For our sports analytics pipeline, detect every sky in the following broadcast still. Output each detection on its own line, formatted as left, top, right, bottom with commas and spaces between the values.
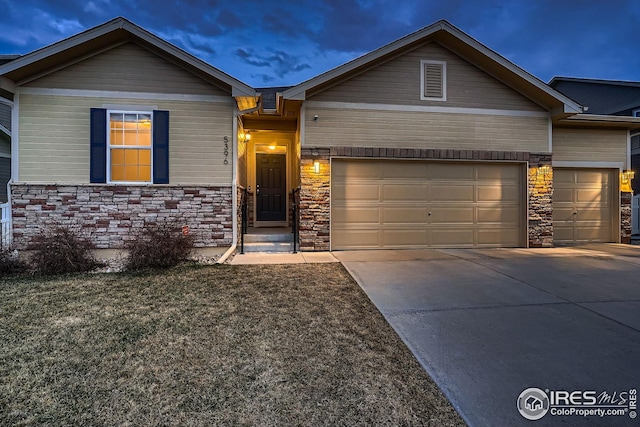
1, 0, 639, 87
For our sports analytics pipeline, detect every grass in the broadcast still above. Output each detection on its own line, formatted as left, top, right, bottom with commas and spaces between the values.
0, 264, 464, 426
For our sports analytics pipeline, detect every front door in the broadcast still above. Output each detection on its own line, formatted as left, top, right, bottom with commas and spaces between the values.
256, 153, 286, 221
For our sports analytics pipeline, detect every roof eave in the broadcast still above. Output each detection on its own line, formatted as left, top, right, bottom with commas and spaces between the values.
284, 20, 582, 114
556, 114, 640, 129
0, 17, 256, 97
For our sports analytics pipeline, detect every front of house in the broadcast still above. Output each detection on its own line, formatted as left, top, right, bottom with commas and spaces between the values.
0, 18, 638, 252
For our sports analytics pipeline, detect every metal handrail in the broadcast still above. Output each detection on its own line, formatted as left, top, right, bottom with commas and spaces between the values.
291, 188, 300, 253
240, 188, 248, 254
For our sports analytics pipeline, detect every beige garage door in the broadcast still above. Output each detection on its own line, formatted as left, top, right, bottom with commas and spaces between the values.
331, 160, 524, 249
553, 168, 616, 244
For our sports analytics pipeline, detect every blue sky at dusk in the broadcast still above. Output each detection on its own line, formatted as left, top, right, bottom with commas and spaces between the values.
1, 0, 639, 87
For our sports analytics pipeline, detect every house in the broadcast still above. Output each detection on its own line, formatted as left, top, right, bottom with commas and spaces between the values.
0, 55, 18, 204
0, 17, 638, 253
550, 77, 640, 194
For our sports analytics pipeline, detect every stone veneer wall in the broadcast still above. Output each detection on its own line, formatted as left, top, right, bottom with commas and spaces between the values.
299, 146, 555, 251
527, 154, 553, 248
621, 192, 632, 244
11, 184, 233, 250
299, 148, 331, 251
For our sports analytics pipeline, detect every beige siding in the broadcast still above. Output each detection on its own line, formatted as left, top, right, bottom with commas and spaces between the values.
305, 107, 549, 152
310, 42, 544, 112
25, 43, 229, 96
553, 127, 628, 165
18, 93, 234, 185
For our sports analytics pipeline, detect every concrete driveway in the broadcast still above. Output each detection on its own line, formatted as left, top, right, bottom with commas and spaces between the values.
335, 245, 640, 427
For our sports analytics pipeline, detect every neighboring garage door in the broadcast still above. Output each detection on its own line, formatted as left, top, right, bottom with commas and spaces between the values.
331, 160, 524, 249
553, 168, 617, 244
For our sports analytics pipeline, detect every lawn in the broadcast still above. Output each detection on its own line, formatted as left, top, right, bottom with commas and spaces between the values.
0, 264, 464, 426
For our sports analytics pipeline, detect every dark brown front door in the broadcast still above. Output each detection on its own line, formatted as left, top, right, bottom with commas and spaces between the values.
256, 153, 286, 221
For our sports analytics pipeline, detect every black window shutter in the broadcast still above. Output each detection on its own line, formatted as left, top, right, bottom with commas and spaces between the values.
153, 110, 170, 184
89, 108, 107, 183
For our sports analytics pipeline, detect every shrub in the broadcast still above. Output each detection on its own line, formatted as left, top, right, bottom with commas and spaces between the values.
29, 225, 100, 275
125, 221, 194, 270
0, 246, 27, 275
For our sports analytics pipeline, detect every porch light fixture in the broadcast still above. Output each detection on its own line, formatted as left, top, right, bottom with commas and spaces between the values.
535, 165, 551, 185
620, 170, 635, 193
313, 161, 320, 174
244, 132, 251, 143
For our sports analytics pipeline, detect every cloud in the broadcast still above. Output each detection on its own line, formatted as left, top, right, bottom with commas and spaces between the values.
236, 47, 311, 78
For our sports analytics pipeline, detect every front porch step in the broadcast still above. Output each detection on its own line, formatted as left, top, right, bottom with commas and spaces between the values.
244, 231, 293, 244
241, 242, 294, 253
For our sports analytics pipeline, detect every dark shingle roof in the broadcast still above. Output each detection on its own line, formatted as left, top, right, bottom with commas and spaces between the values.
549, 77, 640, 115
256, 86, 291, 110
0, 54, 20, 66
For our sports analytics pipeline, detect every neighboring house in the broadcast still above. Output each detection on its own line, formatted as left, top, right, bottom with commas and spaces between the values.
0, 55, 18, 204
0, 18, 638, 252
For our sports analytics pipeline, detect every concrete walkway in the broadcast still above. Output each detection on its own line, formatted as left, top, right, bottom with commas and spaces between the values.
228, 251, 338, 264
335, 246, 640, 427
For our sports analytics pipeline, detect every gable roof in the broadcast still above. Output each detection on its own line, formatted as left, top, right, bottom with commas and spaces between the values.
0, 17, 255, 97
283, 20, 582, 119
550, 77, 640, 115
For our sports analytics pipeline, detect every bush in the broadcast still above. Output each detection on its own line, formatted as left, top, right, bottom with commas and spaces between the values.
29, 225, 100, 275
0, 246, 27, 275
125, 221, 194, 270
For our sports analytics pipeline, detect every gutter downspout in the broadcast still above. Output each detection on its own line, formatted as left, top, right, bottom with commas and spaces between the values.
217, 106, 239, 264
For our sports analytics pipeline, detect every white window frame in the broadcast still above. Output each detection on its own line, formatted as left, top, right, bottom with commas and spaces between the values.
106, 110, 154, 184
420, 60, 447, 101
632, 108, 640, 117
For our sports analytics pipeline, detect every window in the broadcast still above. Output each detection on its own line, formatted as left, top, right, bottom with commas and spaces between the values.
90, 108, 169, 184
632, 109, 640, 117
420, 60, 446, 101
108, 111, 152, 182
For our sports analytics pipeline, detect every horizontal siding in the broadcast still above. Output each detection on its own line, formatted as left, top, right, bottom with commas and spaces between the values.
310, 42, 544, 112
25, 43, 229, 97
0, 104, 10, 130
18, 94, 233, 185
304, 107, 549, 152
553, 127, 628, 164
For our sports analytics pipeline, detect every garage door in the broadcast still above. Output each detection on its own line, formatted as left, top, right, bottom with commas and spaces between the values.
553, 168, 616, 244
331, 160, 524, 249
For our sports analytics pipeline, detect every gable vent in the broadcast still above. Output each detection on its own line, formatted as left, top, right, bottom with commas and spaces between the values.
421, 60, 447, 101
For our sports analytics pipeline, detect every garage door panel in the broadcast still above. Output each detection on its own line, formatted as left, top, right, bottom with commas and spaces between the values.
427, 163, 474, 180
477, 185, 520, 202
382, 207, 428, 223
383, 229, 428, 246
332, 183, 380, 201
331, 160, 524, 249
577, 170, 610, 184
332, 207, 380, 224
382, 184, 428, 201
477, 206, 520, 223
576, 188, 609, 204
477, 228, 521, 246
577, 208, 610, 222
332, 228, 380, 248
476, 164, 521, 180
383, 162, 428, 179
430, 228, 475, 246
430, 184, 475, 202
576, 226, 611, 241
429, 207, 475, 223
553, 168, 615, 244
333, 161, 381, 179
